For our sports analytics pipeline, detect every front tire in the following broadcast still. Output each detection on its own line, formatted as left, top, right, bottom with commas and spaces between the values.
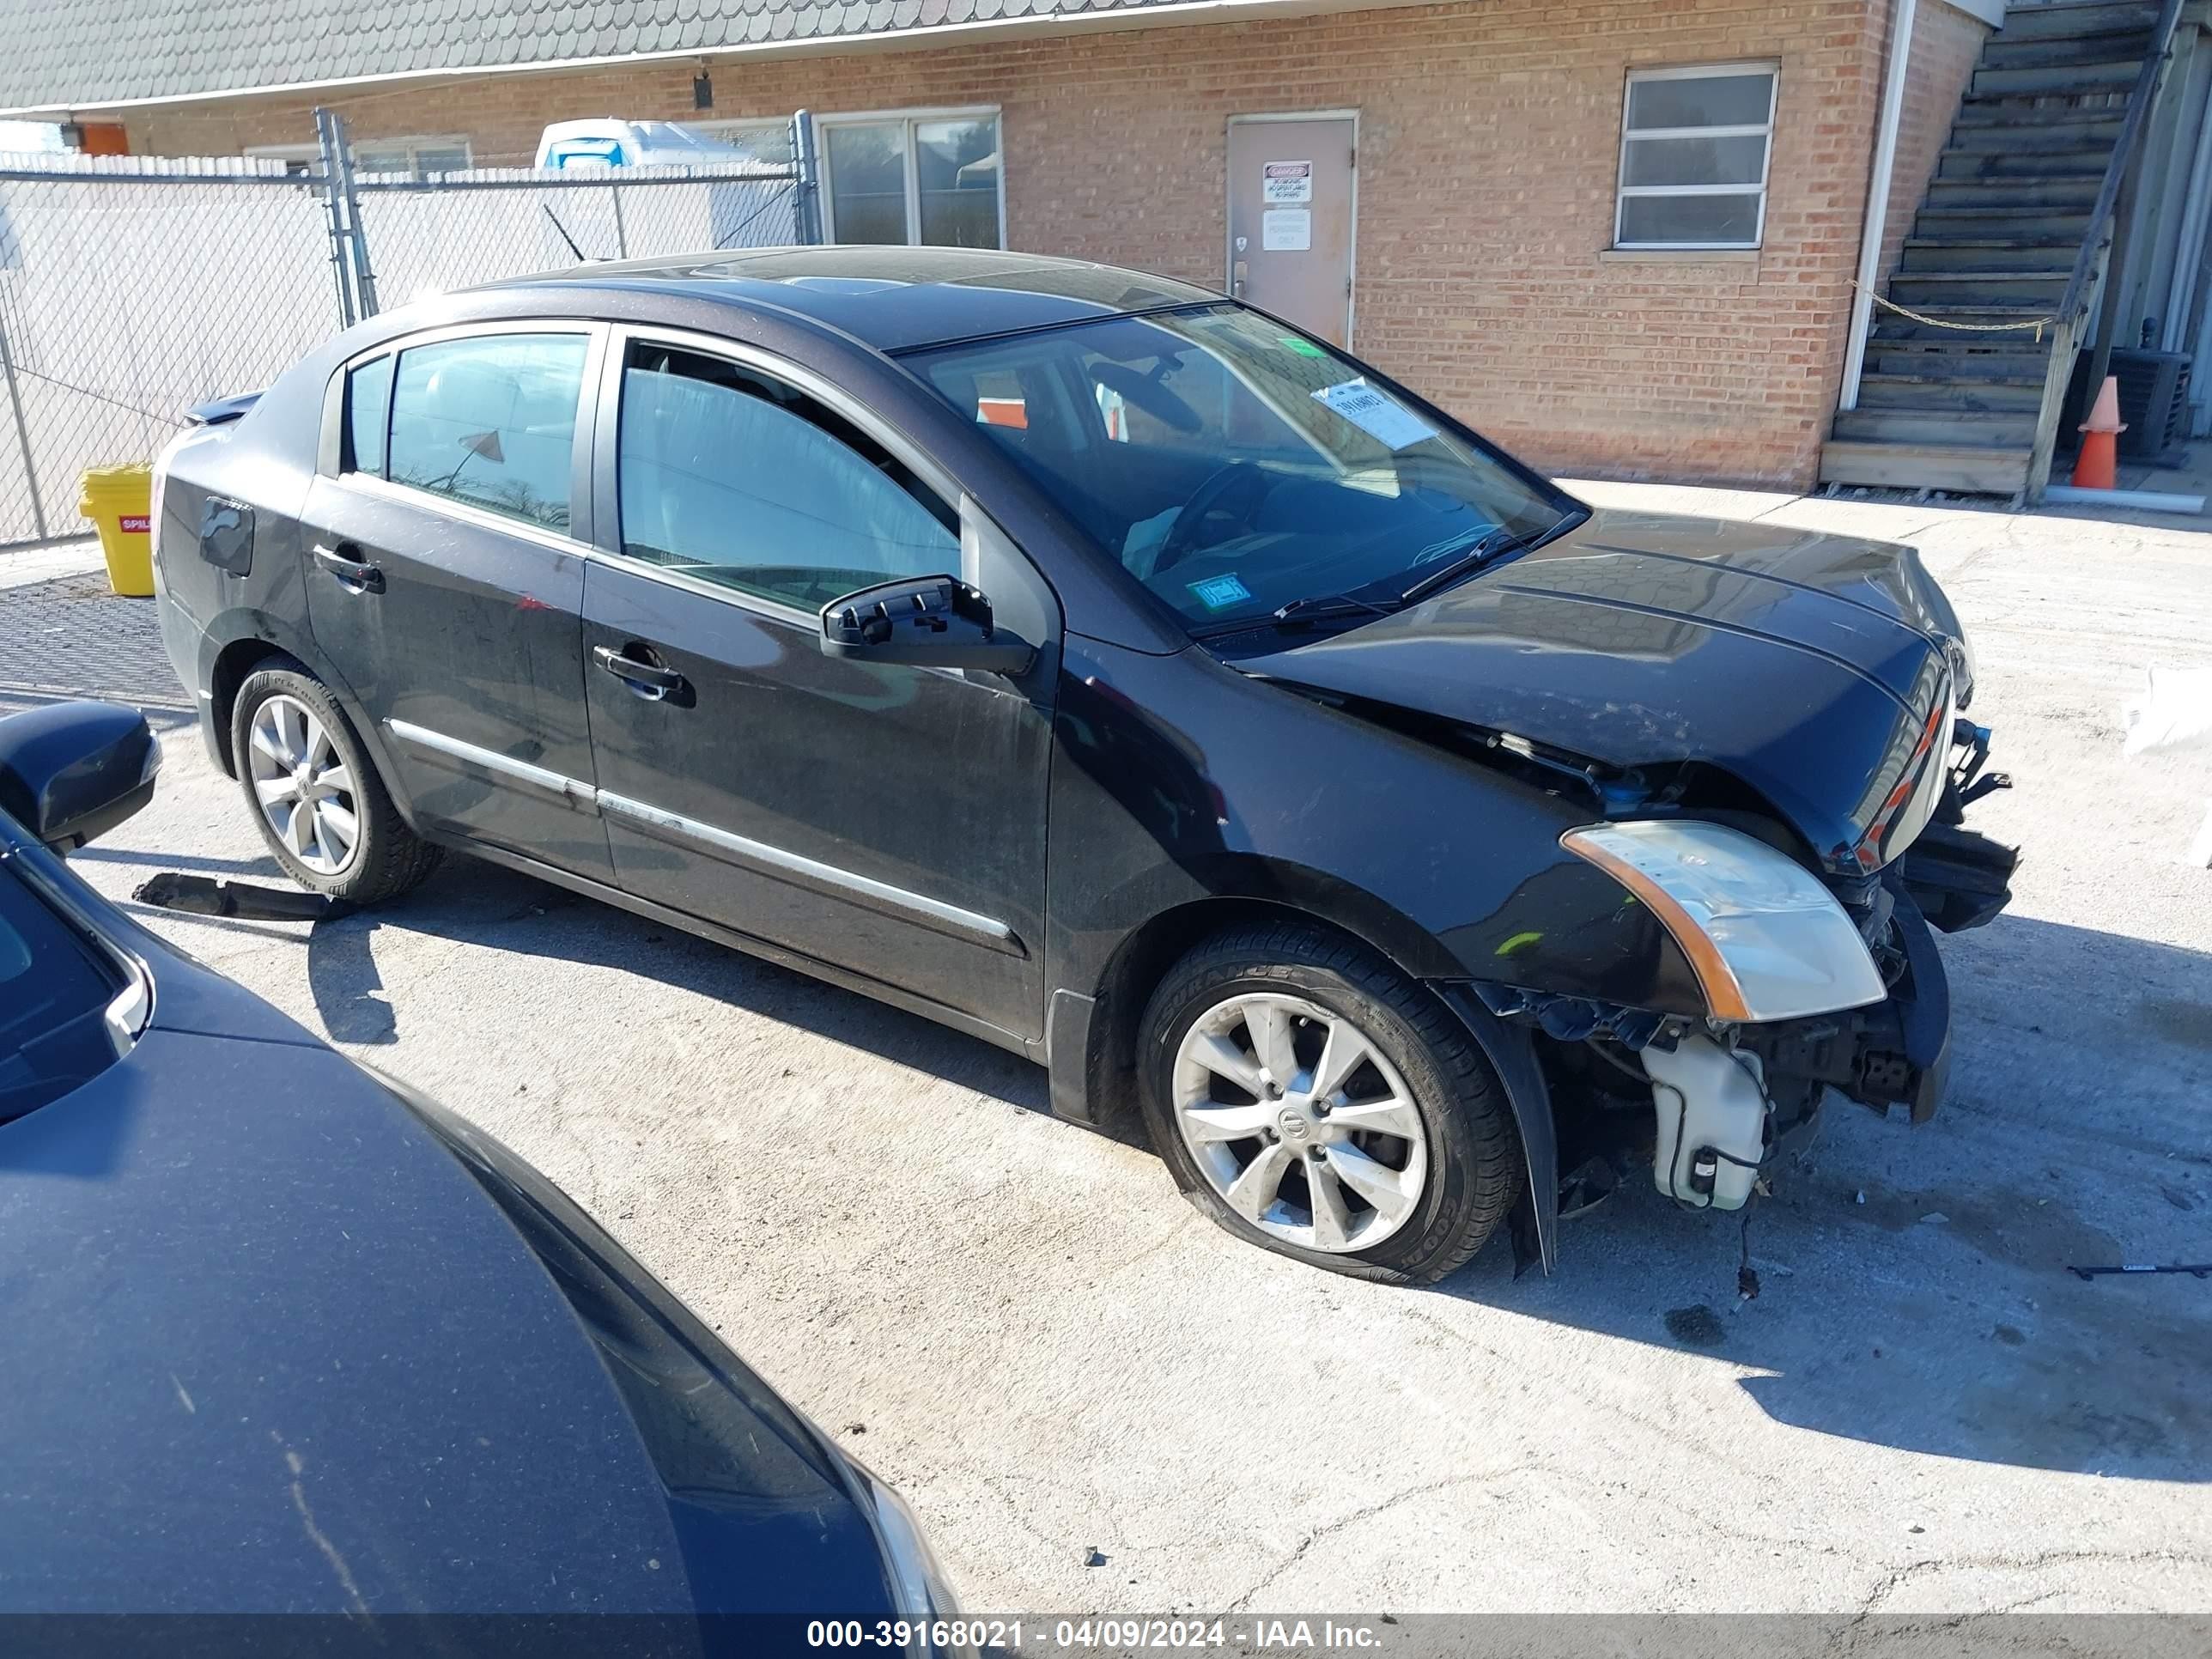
231, 661, 441, 904
1137, 922, 1522, 1284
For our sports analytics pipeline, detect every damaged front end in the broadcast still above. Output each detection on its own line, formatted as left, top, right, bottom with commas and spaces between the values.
1480, 718, 2016, 1258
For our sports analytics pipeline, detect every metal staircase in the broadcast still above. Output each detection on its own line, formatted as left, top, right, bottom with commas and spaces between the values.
1820, 0, 2189, 497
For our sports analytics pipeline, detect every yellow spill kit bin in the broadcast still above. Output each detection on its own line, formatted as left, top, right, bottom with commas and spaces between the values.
79, 463, 156, 598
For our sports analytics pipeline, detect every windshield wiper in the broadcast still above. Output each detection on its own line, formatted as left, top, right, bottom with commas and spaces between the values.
1188, 592, 1395, 641
1397, 526, 1526, 605
1272, 592, 1395, 625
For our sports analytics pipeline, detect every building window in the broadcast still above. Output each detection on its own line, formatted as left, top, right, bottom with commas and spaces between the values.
353, 135, 473, 175
245, 136, 475, 177
1613, 65, 1778, 250
821, 111, 1002, 250
692, 119, 794, 167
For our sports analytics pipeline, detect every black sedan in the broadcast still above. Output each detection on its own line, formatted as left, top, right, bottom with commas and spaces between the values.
149, 246, 2016, 1283
0, 700, 964, 1642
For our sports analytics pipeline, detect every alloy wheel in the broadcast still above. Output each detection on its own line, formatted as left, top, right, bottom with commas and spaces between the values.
246, 693, 361, 877
1170, 992, 1429, 1253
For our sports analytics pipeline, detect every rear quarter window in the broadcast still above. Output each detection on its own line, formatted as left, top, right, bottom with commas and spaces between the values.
343, 353, 394, 476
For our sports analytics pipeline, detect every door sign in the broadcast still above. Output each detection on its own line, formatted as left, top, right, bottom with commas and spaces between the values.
1261, 160, 1313, 204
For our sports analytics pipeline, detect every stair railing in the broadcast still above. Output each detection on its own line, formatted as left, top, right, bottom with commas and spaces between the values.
2026, 0, 2191, 498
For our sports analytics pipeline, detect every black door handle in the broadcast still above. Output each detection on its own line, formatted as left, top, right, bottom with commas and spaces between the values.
312, 542, 385, 594
592, 643, 688, 703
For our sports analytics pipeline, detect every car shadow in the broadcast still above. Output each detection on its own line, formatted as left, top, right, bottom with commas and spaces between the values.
276, 849, 2209, 1482
297, 852, 1048, 1111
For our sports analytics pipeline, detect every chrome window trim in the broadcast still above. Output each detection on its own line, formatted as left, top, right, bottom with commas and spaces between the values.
382, 720, 1018, 951
337, 472, 600, 561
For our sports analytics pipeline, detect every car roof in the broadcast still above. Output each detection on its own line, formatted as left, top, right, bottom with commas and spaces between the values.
491, 245, 1223, 353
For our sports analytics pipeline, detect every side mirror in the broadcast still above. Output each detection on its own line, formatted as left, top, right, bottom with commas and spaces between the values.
0, 701, 160, 853
821, 575, 1036, 676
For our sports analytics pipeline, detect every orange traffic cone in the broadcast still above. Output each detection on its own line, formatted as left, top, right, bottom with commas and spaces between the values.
2072, 374, 2126, 490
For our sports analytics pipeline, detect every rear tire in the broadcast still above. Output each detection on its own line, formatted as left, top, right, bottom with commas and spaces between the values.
231, 661, 441, 904
1137, 921, 1522, 1285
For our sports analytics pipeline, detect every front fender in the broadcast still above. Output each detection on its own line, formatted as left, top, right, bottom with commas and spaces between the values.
1046, 637, 1705, 1017
1431, 983, 1558, 1275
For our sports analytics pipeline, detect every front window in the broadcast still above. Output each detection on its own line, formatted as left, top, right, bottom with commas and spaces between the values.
905, 304, 1571, 635
823, 112, 1002, 249
614, 342, 958, 611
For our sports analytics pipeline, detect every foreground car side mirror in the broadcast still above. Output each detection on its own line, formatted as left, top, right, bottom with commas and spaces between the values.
821, 575, 1036, 676
0, 700, 160, 853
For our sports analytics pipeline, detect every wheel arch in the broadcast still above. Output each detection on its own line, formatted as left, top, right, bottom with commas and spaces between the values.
200, 625, 417, 835
1054, 880, 1560, 1275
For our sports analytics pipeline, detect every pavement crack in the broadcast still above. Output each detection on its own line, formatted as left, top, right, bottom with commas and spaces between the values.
1225, 1462, 1541, 1613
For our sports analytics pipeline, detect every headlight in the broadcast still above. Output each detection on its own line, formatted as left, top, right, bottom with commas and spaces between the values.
1560, 819, 1887, 1023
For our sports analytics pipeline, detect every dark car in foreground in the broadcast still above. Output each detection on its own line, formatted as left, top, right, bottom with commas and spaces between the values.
149, 246, 2017, 1282
0, 702, 963, 1639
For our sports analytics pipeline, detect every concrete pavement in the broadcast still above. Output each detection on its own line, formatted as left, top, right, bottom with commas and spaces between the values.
8, 482, 2211, 1615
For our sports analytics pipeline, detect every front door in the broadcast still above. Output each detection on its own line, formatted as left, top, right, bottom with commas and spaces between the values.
1226, 113, 1358, 346
578, 333, 1054, 1042
299, 325, 612, 881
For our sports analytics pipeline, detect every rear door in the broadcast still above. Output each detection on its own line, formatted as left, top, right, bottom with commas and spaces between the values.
299, 324, 613, 880
578, 331, 1056, 1042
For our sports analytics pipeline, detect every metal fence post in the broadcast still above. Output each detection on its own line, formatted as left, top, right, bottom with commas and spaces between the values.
331, 117, 380, 319
313, 108, 358, 328
792, 110, 823, 245
0, 303, 49, 543
611, 182, 629, 258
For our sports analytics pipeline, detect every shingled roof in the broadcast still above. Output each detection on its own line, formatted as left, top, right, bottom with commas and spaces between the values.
0, 0, 1213, 114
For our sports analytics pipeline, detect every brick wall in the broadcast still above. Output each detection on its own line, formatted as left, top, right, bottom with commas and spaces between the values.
123, 0, 1891, 489
1877, 0, 1991, 286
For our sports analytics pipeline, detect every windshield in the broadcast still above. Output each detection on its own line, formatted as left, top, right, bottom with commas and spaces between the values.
905, 304, 1573, 634
0, 860, 123, 1124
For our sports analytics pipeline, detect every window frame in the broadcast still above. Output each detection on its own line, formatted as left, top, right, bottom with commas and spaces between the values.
321, 320, 606, 553
690, 118, 795, 165
1612, 63, 1779, 252
816, 106, 1006, 252
587, 324, 976, 630
350, 133, 475, 176
250, 135, 476, 177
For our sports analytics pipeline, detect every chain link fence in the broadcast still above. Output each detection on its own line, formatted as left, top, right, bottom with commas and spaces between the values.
0, 114, 813, 550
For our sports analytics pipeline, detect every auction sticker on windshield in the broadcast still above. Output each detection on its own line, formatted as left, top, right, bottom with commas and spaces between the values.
1313, 380, 1437, 451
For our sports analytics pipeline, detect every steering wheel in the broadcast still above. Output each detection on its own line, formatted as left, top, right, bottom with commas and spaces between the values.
1152, 464, 1273, 574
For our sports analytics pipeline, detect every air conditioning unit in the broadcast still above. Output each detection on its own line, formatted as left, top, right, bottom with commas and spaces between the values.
2065, 348, 2193, 463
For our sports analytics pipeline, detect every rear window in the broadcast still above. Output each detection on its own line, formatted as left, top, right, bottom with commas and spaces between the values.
0, 865, 121, 1124
379, 332, 590, 532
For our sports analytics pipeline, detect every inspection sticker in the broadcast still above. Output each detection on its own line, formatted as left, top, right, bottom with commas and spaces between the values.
1312, 379, 1437, 450
1188, 573, 1253, 611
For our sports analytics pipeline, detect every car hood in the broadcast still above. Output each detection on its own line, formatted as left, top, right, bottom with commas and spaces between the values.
0, 1021, 893, 1616
1256, 508, 1960, 873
